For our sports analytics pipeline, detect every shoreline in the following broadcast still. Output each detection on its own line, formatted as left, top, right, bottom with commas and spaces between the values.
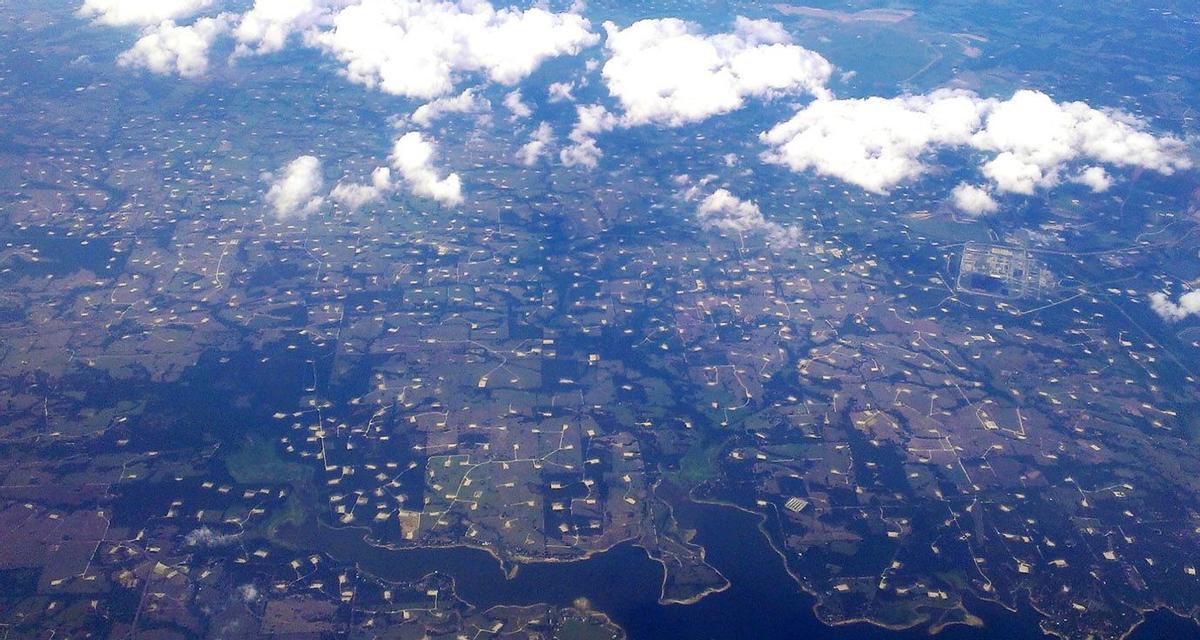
302, 514, 729, 606
285, 496, 1200, 640
687, 490, 987, 636
688, 491, 1200, 640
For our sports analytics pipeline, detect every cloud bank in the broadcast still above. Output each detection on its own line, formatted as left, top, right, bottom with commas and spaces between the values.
83, 3, 1192, 214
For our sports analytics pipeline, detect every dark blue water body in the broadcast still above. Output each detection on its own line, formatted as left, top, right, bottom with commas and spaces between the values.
286, 500, 1199, 640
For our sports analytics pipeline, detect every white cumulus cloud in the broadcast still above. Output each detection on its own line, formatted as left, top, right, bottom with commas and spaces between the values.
1150, 290, 1200, 322
951, 183, 999, 215
411, 88, 491, 127
390, 132, 463, 205
971, 90, 1190, 194
560, 104, 617, 168
309, 0, 598, 100
761, 88, 989, 194
266, 155, 326, 219
548, 81, 575, 103
234, 0, 331, 56
331, 166, 392, 210
79, 0, 215, 27
601, 16, 832, 126
1072, 166, 1113, 193
503, 90, 532, 119
238, 583, 260, 602
116, 14, 232, 78
518, 122, 555, 166
184, 526, 239, 547
762, 88, 1191, 197
680, 180, 800, 246
87, 1, 597, 103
